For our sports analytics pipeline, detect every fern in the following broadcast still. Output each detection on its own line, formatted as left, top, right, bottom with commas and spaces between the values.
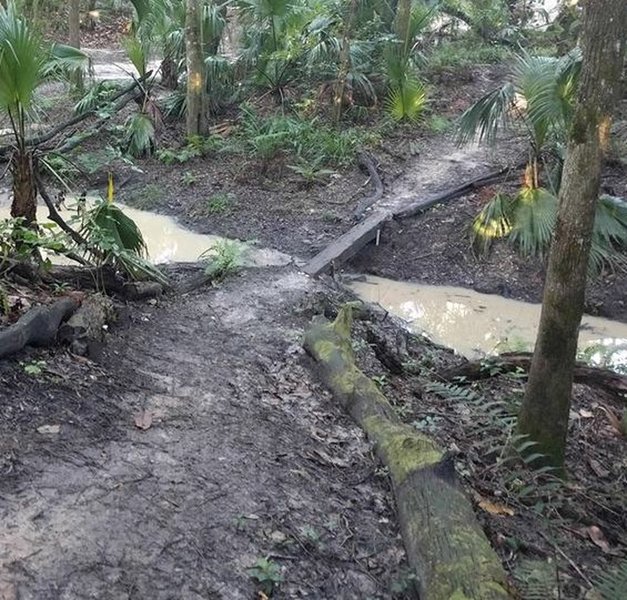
426, 381, 481, 402
595, 561, 627, 600
514, 559, 558, 600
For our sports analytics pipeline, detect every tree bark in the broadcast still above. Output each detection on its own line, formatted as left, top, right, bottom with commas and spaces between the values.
0, 297, 79, 359
185, 0, 208, 136
10, 151, 38, 225
304, 306, 511, 599
332, 0, 358, 125
518, 0, 626, 468
68, 0, 83, 91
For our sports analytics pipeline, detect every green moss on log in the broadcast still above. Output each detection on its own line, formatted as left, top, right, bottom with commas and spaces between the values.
303, 305, 512, 599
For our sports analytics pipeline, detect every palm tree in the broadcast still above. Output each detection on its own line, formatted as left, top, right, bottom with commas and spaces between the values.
457, 48, 627, 269
0, 2, 88, 224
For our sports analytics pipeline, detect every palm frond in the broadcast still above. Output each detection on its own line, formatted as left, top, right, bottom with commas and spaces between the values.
386, 78, 427, 122
87, 202, 147, 257
471, 193, 514, 254
0, 3, 45, 113
125, 113, 155, 158
456, 82, 516, 146
509, 187, 557, 257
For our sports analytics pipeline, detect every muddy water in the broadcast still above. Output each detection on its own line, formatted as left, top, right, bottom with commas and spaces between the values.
349, 275, 627, 365
0, 199, 291, 267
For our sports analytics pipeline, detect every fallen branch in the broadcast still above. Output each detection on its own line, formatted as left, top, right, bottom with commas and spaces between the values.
352, 152, 384, 219
52, 88, 143, 155
395, 165, 518, 219
42, 265, 164, 300
304, 305, 511, 600
441, 352, 627, 399
0, 74, 149, 159
0, 297, 79, 359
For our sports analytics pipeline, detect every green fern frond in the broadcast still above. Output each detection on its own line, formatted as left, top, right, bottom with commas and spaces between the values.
595, 560, 627, 600
426, 382, 481, 402
514, 559, 558, 600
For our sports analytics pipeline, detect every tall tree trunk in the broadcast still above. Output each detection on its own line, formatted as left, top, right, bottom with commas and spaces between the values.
68, 0, 83, 91
517, 0, 626, 469
185, 0, 208, 136
10, 151, 38, 226
332, 0, 358, 126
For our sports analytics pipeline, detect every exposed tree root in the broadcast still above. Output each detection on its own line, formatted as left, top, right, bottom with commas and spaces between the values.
0, 297, 79, 359
304, 305, 511, 600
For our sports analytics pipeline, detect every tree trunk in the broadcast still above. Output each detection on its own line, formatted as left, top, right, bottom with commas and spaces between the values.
10, 151, 38, 225
185, 0, 208, 136
161, 54, 179, 90
517, 0, 626, 468
68, 0, 83, 91
332, 0, 358, 126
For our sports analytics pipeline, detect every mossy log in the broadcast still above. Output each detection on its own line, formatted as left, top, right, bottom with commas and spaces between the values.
0, 297, 79, 359
304, 306, 511, 600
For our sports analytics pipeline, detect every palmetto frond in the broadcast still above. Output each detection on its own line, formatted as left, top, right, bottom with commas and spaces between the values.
386, 78, 426, 122
471, 192, 513, 254
83, 201, 147, 258
124, 113, 155, 158
0, 3, 46, 115
509, 186, 557, 257
457, 82, 516, 145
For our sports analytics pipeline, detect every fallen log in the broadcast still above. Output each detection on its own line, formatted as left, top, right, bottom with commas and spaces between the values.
0, 74, 150, 159
395, 166, 514, 219
304, 305, 511, 600
441, 352, 627, 399
0, 297, 79, 359
304, 163, 522, 277
42, 266, 164, 300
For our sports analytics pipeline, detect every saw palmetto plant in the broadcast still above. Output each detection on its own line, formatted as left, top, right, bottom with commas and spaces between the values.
0, 1, 88, 224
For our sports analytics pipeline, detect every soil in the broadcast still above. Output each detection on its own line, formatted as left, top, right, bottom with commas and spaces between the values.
0, 267, 410, 599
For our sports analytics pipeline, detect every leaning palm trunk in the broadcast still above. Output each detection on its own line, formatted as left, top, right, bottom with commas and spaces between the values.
10, 150, 38, 225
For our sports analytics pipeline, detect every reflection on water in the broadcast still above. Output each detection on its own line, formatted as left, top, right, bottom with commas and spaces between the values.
0, 199, 290, 267
349, 275, 627, 368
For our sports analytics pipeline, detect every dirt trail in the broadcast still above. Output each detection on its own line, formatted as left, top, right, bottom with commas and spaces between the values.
0, 267, 407, 599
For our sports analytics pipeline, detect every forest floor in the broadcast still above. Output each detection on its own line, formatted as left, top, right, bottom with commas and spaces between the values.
0, 267, 410, 599
1, 29, 627, 599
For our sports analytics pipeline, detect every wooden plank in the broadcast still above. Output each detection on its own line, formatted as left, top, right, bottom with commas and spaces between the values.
303, 209, 392, 276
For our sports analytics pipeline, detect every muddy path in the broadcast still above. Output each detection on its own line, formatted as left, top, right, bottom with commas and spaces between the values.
0, 267, 407, 599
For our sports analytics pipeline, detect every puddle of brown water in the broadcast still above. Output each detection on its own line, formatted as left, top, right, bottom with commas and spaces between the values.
349, 275, 627, 367
0, 199, 291, 267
